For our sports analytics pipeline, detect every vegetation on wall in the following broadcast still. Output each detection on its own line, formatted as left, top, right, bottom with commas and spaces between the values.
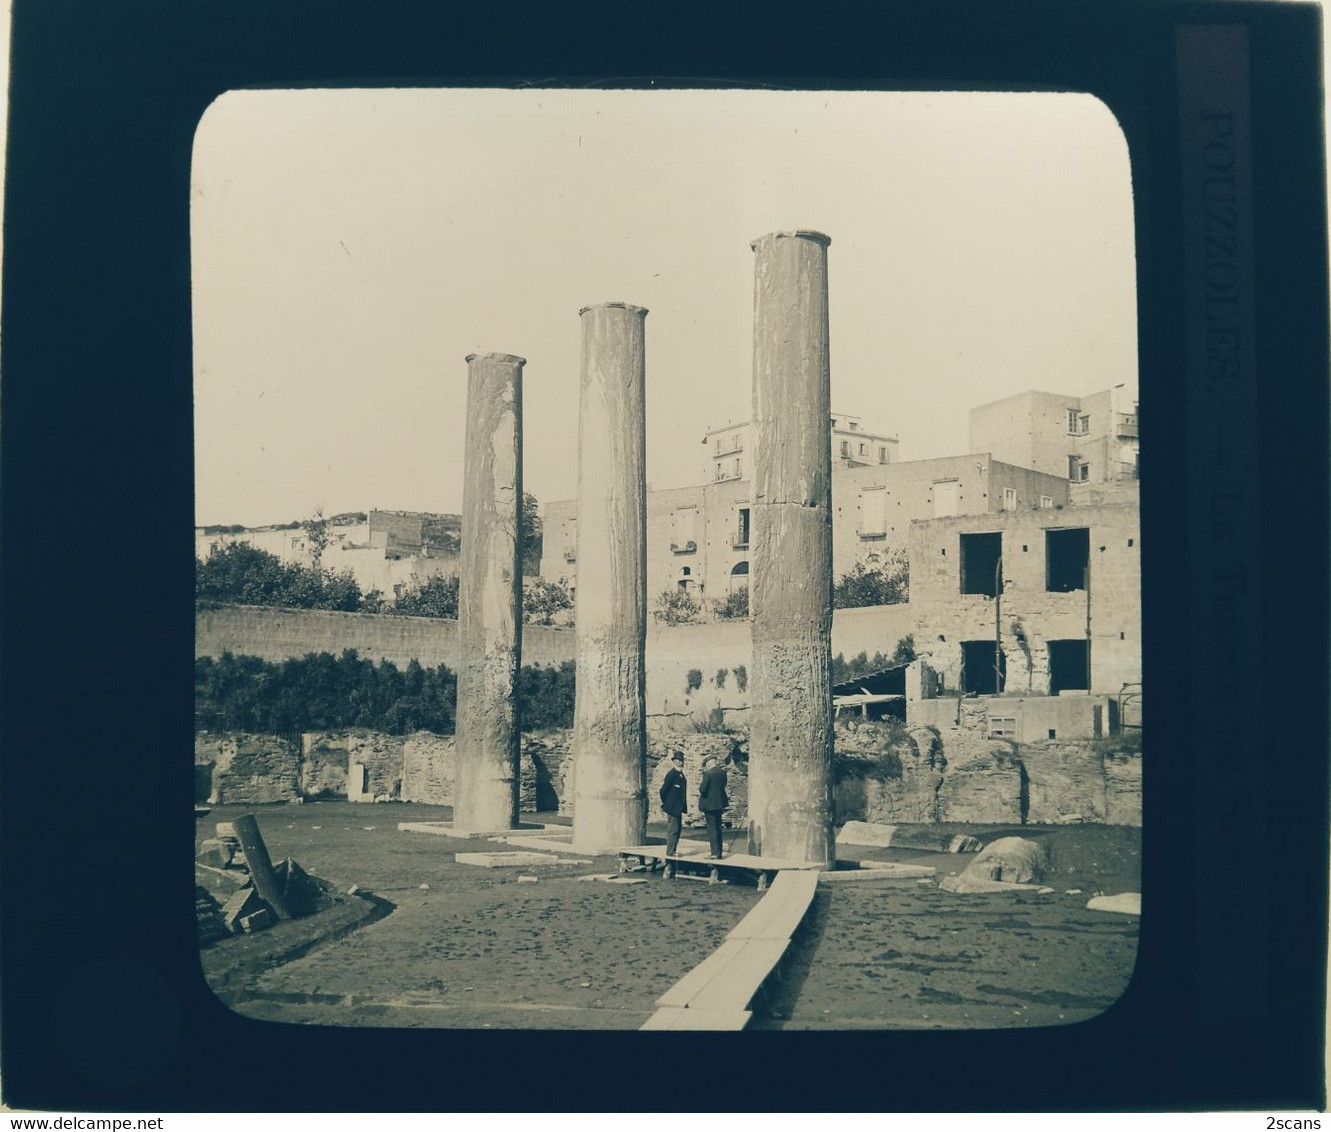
390, 574, 459, 619
195, 650, 576, 736
830, 637, 914, 685
832, 549, 910, 608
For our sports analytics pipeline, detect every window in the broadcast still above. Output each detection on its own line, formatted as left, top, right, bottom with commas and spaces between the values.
878, 446, 888, 464
1047, 639, 1089, 693
961, 640, 1005, 694
1068, 455, 1081, 481
839, 440, 850, 458
1067, 408, 1080, 434
1078, 462, 1090, 482
1040, 495, 1053, 509
960, 532, 1002, 596
1078, 415, 1090, 435
715, 462, 724, 481
849, 421, 858, 431
859, 488, 887, 537
1046, 527, 1089, 592
733, 458, 742, 478
1002, 487, 1017, 511
988, 716, 1018, 738
734, 507, 750, 547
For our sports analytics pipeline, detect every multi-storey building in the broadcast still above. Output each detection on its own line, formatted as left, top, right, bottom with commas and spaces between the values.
968, 385, 1139, 492
541, 453, 1071, 611
701, 411, 900, 484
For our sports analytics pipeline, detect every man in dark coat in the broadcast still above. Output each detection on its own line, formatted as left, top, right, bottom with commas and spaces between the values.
658, 750, 687, 877
698, 754, 730, 859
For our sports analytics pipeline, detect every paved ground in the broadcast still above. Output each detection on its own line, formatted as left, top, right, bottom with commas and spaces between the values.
197, 803, 1140, 1031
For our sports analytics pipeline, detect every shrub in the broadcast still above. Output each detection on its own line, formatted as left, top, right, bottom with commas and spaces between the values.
714, 668, 728, 689
654, 587, 703, 625
523, 577, 574, 625
734, 665, 748, 693
391, 574, 459, 619
832, 549, 909, 608
196, 542, 368, 612
690, 706, 728, 733
711, 587, 749, 619
685, 669, 703, 693
515, 661, 577, 731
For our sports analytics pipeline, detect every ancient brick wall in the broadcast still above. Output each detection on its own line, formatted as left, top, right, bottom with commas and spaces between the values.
1020, 741, 1109, 823
196, 731, 300, 804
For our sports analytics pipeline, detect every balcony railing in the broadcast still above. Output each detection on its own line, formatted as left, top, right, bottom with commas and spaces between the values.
670, 540, 697, 554
714, 438, 744, 457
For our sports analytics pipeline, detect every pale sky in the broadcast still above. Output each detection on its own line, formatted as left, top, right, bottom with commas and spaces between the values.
191, 88, 1138, 527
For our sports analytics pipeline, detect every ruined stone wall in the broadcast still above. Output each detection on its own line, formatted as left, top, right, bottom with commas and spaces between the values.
910, 693, 1112, 743
401, 733, 455, 804
908, 502, 1140, 694
196, 731, 300, 804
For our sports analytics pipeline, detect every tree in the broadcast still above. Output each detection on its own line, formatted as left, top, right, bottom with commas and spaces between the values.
832, 550, 910, 608
523, 577, 573, 625
520, 492, 544, 576
392, 574, 460, 619
303, 507, 331, 570
195, 541, 367, 612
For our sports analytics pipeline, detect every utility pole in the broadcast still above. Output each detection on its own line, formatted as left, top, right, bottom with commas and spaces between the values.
994, 553, 1004, 695
1084, 563, 1092, 691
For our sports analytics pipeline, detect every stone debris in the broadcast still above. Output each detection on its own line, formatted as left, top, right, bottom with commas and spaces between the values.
517, 875, 538, 883
1086, 892, 1141, 915
220, 886, 269, 933
835, 821, 898, 848
196, 837, 235, 870
271, 857, 333, 917
239, 909, 273, 933
347, 885, 361, 895
419, 883, 430, 890
195, 885, 230, 946
948, 835, 983, 853
576, 874, 648, 885
1066, 889, 1083, 896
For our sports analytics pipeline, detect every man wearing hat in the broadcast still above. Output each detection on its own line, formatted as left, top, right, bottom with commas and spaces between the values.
658, 750, 688, 878
698, 754, 730, 860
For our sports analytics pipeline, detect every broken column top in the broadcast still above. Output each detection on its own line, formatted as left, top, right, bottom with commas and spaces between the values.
464, 352, 527, 365
577, 302, 649, 317
750, 229, 832, 250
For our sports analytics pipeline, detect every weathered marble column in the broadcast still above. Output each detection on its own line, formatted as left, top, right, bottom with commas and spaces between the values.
571, 303, 648, 853
453, 351, 524, 835
747, 230, 835, 866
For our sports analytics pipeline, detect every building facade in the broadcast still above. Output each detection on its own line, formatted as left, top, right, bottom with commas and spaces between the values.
701, 411, 900, 484
968, 385, 1139, 489
906, 497, 1141, 698
541, 453, 1072, 613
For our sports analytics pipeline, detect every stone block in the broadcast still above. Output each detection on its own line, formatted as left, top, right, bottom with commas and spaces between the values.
196, 838, 234, 869
834, 821, 897, 848
239, 909, 273, 932
220, 886, 268, 933
1087, 892, 1141, 915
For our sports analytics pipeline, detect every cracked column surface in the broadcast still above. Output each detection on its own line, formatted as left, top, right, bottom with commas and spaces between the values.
454, 351, 525, 835
571, 303, 648, 853
747, 230, 835, 866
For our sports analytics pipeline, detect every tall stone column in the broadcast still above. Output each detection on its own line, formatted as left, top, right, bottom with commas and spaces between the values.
453, 351, 524, 835
747, 230, 835, 866
571, 303, 648, 853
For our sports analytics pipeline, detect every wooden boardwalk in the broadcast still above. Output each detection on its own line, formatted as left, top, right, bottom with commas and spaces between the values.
639, 869, 820, 1032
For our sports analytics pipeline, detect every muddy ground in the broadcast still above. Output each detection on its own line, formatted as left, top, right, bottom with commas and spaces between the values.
197, 803, 1139, 1031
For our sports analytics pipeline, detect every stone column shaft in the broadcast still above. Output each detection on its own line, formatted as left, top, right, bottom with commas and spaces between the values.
454, 351, 524, 835
571, 303, 648, 853
747, 230, 835, 866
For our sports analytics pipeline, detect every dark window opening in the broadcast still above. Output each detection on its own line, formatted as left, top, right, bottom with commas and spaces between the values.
1047, 639, 1089, 694
731, 561, 749, 577
735, 507, 751, 546
1046, 527, 1089, 592
960, 532, 1002, 596
961, 640, 1005, 695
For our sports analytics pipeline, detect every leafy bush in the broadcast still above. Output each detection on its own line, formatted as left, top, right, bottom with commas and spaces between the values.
711, 587, 749, 619
690, 706, 728, 733
655, 587, 703, 625
734, 665, 748, 693
391, 574, 459, 619
523, 577, 573, 625
685, 669, 703, 693
832, 549, 909, 608
714, 668, 728, 689
891, 634, 916, 665
515, 661, 577, 730
196, 651, 577, 736
196, 542, 366, 612
830, 650, 892, 685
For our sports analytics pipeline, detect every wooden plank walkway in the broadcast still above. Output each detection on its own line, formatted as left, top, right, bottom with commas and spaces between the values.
640, 858, 822, 1031
618, 845, 820, 890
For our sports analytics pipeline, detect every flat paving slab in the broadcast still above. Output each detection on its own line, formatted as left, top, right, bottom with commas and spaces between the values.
398, 821, 555, 838
455, 851, 566, 868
